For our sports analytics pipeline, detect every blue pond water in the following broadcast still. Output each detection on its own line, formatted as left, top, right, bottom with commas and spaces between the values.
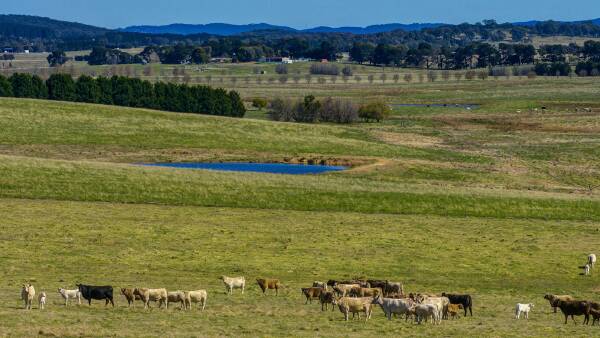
392, 103, 480, 109
143, 162, 347, 175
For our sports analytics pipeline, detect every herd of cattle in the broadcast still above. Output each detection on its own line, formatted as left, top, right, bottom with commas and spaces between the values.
16, 254, 600, 326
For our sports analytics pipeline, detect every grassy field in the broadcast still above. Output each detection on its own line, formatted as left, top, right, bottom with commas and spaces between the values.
0, 72, 600, 337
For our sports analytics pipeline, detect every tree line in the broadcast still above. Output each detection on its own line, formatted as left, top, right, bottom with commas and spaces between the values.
268, 95, 390, 124
0, 73, 245, 117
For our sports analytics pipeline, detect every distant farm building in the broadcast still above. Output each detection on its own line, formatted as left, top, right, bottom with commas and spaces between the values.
259, 57, 293, 64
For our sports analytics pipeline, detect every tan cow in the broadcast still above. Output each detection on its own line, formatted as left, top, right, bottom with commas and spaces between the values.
134, 288, 168, 309
21, 284, 36, 310
333, 284, 360, 297
185, 290, 207, 310
333, 297, 374, 321
256, 279, 281, 296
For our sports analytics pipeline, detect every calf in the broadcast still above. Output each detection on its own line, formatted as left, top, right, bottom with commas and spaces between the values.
301, 287, 324, 304
555, 300, 591, 325
584, 264, 591, 276
58, 288, 82, 306
256, 279, 281, 295
372, 296, 414, 321
220, 276, 245, 295
77, 284, 114, 307
185, 290, 207, 310
319, 291, 335, 311
38, 292, 47, 310
515, 303, 534, 319
544, 294, 574, 313
448, 304, 463, 319
591, 308, 600, 325
412, 304, 440, 324
333, 297, 373, 321
441, 293, 472, 317
21, 284, 36, 310
167, 291, 187, 309
133, 288, 168, 309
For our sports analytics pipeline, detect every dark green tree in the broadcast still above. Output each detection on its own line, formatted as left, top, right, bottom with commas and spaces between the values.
46, 74, 76, 101
75, 75, 101, 103
47, 51, 69, 67
0, 75, 13, 97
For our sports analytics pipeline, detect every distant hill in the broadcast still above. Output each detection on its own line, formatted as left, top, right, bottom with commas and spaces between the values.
514, 18, 600, 27
120, 22, 445, 36
0, 14, 108, 38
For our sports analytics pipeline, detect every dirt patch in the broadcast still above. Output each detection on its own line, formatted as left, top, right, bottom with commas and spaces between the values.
373, 131, 444, 148
281, 156, 372, 167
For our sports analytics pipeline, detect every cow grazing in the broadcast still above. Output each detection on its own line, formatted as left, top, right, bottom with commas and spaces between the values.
185, 290, 207, 310
120, 288, 140, 307
555, 300, 591, 325
333, 297, 373, 321
220, 276, 245, 295
21, 284, 36, 310
77, 284, 114, 307
448, 304, 463, 319
319, 291, 336, 311
515, 303, 534, 319
256, 279, 281, 295
133, 288, 168, 309
38, 292, 46, 310
589, 254, 597, 268
167, 291, 187, 309
544, 294, 574, 313
372, 296, 414, 321
441, 293, 472, 317
301, 287, 324, 304
58, 288, 81, 306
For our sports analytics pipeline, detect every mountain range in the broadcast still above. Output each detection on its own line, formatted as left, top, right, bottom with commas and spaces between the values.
119, 22, 447, 36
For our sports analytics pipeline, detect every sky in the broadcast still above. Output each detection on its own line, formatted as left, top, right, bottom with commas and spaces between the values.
3, 0, 600, 28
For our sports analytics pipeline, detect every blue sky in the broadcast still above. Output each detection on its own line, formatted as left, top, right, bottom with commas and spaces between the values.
4, 0, 600, 28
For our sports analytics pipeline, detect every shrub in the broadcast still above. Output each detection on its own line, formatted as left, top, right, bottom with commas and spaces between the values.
319, 97, 358, 123
252, 97, 268, 109
359, 101, 391, 122
268, 97, 296, 122
342, 66, 353, 76
9, 73, 47, 99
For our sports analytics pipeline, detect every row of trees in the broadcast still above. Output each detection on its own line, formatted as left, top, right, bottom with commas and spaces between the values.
267, 95, 390, 124
0, 73, 245, 117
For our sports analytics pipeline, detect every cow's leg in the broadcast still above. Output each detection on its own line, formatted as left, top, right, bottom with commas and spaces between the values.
469, 305, 472, 316
88, 298, 92, 306
110, 297, 114, 307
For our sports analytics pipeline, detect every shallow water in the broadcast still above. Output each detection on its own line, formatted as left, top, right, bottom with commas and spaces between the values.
142, 162, 347, 175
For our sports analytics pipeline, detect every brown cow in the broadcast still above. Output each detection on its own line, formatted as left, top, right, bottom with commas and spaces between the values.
320, 291, 336, 311
350, 287, 383, 298
591, 309, 600, 326
544, 294, 574, 313
555, 300, 591, 325
120, 288, 141, 307
301, 287, 324, 304
256, 279, 281, 295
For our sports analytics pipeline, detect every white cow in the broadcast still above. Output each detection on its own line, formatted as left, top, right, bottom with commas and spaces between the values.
58, 288, 82, 306
515, 303, 534, 319
413, 304, 440, 324
38, 292, 47, 310
588, 254, 597, 268
372, 296, 414, 320
185, 290, 207, 310
220, 276, 245, 295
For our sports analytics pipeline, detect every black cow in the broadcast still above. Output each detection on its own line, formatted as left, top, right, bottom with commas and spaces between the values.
77, 284, 114, 307
442, 293, 473, 317
556, 300, 591, 325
